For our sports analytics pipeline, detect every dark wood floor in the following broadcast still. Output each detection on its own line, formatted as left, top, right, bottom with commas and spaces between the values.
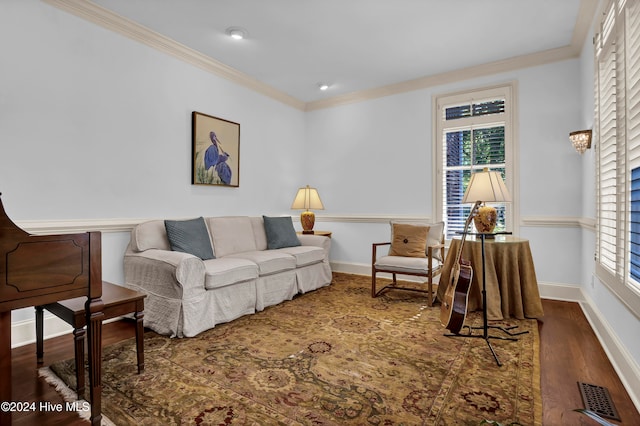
7, 299, 640, 425
539, 300, 639, 425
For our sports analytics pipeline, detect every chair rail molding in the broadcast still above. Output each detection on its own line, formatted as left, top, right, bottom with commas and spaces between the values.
520, 216, 595, 231
16, 218, 146, 234
15, 214, 597, 234
305, 214, 434, 224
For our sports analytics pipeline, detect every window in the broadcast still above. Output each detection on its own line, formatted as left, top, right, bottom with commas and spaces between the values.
594, 0, 640, 315
434, 84, 515, 239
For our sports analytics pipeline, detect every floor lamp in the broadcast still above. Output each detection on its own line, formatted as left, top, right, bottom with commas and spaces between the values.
447, 168, 527, 366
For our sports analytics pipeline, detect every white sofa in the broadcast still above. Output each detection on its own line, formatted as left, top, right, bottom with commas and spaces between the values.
124, 216, 332, 337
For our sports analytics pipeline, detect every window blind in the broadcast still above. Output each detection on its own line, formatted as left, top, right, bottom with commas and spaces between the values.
596, 46, 618, 274
626, 0, 640, 288
595, 0, 640, 311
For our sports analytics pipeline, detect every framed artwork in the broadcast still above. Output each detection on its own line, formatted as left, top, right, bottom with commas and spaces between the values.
192, 111, 240, 187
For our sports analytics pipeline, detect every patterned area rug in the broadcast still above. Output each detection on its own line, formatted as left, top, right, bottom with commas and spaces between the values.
44, 273, 541, 425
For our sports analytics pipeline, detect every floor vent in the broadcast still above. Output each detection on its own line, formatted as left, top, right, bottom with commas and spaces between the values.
578, 382, 621, 421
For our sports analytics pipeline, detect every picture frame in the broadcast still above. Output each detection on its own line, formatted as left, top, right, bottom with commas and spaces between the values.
192, 111, 240, 187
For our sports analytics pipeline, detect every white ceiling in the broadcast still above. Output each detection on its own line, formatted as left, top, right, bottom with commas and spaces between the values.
88, 0, 590, 104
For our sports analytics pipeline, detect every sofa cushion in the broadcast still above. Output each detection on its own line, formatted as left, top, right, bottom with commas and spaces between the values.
250, 217, 268, 251
375, 255, 441, 274
164, 217, 215, 260
263, 216, 301, 249
203, 257, 259, 290
131, 220, 171, 252
277, 246, 325, 267
227, 250, 296, 276
208, 217, 257, 258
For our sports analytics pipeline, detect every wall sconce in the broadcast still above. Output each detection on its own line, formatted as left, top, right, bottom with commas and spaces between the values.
569, 130, 592, 154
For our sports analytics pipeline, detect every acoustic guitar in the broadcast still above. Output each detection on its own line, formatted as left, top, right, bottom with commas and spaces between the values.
440, 201, 482, 334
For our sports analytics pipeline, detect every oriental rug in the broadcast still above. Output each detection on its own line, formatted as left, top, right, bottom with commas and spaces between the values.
42, 273, 541, 425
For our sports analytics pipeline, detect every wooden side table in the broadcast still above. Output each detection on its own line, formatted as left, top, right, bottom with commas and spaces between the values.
297, 230, 332, 238
36, 282, 146, 398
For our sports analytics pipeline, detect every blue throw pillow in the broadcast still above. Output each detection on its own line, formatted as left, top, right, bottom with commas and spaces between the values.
263, 216, 301, 249
164, 217, 215, 260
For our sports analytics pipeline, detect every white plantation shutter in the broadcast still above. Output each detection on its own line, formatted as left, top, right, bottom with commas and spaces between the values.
596, 45, 618, 273
628, 0, 640, 172
627, 0, 640, 284
595, 0, 640, 313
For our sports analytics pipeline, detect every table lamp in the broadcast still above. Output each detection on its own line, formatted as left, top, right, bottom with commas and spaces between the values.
461, 167, 511, 235
291, 185, 324, 234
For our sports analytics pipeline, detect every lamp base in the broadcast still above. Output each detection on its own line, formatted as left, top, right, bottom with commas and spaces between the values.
473, 205, 498, 234
300, 211, 316, 233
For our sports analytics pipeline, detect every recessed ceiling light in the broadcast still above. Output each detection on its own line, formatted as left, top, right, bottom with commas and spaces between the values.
318, 83, 330, 91
225, 27, 247, 40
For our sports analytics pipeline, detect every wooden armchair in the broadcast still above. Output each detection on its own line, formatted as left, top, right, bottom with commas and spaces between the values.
0, 194, 104, 425
371, 221, 445, 306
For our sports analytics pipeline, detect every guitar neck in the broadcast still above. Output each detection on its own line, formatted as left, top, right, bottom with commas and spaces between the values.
453, 200, 482, 265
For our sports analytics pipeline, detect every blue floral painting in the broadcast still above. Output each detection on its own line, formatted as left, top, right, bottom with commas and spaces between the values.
192, 112, 240, 186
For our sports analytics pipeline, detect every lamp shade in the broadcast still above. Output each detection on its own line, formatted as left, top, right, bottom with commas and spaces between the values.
461, 168, 511, 204
461, 168, 510, 234
291, 185, 324, 211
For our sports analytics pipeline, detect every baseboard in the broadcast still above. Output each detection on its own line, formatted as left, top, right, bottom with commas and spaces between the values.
579, 294, 640, 412
330, 261, 369, 276
11, 315, 73, 348
11, 315, 123, 349
538, 281, 584, 302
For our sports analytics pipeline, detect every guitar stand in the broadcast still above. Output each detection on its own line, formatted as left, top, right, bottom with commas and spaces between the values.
444, 232, 528, 367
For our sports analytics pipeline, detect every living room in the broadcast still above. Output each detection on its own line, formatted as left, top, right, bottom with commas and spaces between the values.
1, 0, 639, 424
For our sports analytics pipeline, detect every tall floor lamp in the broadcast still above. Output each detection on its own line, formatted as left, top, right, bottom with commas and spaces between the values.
449, 167, 526, 366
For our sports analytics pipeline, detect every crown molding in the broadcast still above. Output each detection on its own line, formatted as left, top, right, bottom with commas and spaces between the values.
43, 0, 597, 112
571, 0, 599, 55
305, 45, 577, 111
42, 0, 305, 111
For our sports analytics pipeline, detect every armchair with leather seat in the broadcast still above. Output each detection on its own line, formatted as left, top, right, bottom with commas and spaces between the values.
371, 221, 445, 306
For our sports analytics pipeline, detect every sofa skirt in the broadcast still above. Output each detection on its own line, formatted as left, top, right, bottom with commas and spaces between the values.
255, 270, 298, 311
295, 261, 332, 294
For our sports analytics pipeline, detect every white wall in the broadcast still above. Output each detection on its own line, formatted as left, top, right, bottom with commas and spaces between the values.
0, 1, 305, 323
306, 59, 585, 283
